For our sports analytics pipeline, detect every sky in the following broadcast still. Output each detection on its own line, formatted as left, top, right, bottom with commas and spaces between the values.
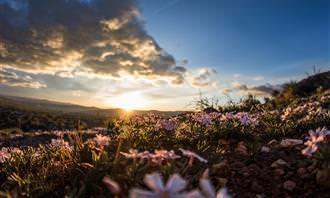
0, 0, 329, 110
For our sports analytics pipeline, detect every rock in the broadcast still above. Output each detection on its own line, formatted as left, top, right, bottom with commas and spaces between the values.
267, 139, 278, 146
213, 160, 228, 170
283, 180, 296, 191
236, 141, 248, 156
231, 161, 245, 170
271, 159, 288, 168
217, 177, 228, 186
274, 168, 285, 176
251, 181, 263, 192
297, 168, 306, 178
316, 168, 330, 187
218, 139, 229, 145
260, 146, 270, 153
280, 139, 303, 147
307, 164, 316, 172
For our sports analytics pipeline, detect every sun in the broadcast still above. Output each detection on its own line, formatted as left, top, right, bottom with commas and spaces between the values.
110, 92, 146, 111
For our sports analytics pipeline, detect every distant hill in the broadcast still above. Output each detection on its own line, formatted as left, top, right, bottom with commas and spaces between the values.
0, 94, 186, 131
0, 94, 185, 117
272, 70, 330, 106
294, 71, 330, 97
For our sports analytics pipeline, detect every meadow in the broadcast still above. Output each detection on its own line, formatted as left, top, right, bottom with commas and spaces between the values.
0, 85, 329, 198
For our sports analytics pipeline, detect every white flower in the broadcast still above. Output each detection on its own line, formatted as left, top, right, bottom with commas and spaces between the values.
199, 179, 231, 198
130, 173, 202, 198
179, 148, 208, 164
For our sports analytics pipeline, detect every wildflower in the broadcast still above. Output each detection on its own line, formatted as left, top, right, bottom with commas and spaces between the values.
199, 178, 231, 198
50, 139, 72, 151
221, 112, 234, 121
121, 149, 140, 159
0, 147, 10, 163
179, 148, 208, 165
94, 134, 110, 147
53, 130, 64, 138
103, 176, 121, 195
235, 112, 258, 126
10, 147, 23, 154
151, 150, 181, 164
138, 151, 153, 159
302, 127, 330, 156
191, 112, 213, 127
130, 173, 202, 198
155, 118, 178, 131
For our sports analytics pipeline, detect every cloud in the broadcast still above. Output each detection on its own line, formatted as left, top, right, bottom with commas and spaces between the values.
230, 81, 282, 96
0, 0, 186, 84
0, 67, 46, 88
252, 76, 264, 81
191, 68, 217, 87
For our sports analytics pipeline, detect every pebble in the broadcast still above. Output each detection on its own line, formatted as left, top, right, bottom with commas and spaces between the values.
267, 139, 278, 146
274, 168, 285, 176
236, 141, 248, 156
283, 180, 296, 191
271, 159, 288, 168
297, 167, 306, 178
280, 139, 303, 147
260, 146, 270, 153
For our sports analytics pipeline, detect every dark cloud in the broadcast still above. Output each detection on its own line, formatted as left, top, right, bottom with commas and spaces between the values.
231, 82, 282, 96
0, 0, 186, 84
0, 67, 46, 88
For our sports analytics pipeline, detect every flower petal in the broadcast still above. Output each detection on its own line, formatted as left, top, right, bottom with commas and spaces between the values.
200, 179, 216, 198
184, 190, 204, 198
144, 173, 165, 192
129, 189, 159, 198
165, 174, 187, 192
216, 188, 231, 198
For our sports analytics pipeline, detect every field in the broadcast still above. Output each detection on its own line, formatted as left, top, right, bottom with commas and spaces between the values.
0, 86, 329, 197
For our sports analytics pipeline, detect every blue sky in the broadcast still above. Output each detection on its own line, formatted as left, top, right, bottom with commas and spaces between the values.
0, 0, 329, 110
139, 0, 329, 77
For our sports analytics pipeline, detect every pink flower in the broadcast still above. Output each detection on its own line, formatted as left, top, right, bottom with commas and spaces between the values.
179, 148, 208, 165
121, 149, 140, 159
94, 134, 110, 147
103, 176, 121, 195
50, 139, 72, 150
130, 173, 202, 198
0, 147, 10, 163
302, 127, 329, 156
151, 150, 181, 164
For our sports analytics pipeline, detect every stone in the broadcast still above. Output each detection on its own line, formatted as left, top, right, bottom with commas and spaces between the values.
283, 180, 296, 191
274, 168, 285, 176
297, 168, 306, 178
236, 141, 249, 156
260, 146, 270, 153
280, 139, 303, 147
316, 168, 330, 187
271, 159, 288, 168
251, 181, 263, 192
267, 139, 278, 146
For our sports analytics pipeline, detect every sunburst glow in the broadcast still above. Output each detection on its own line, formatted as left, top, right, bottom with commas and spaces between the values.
110, 92, 146, 111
